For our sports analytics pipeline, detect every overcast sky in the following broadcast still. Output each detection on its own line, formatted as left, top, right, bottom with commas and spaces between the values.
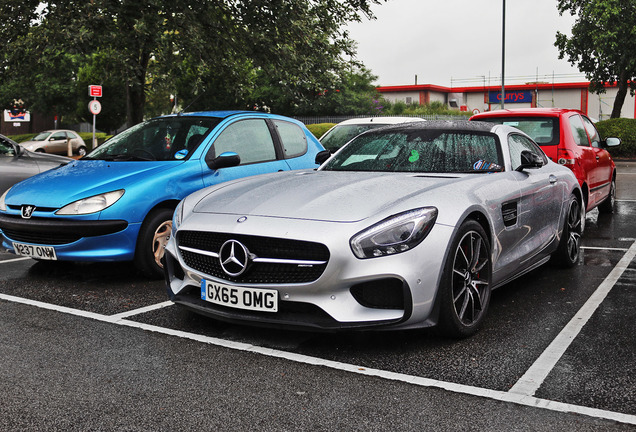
346, 0, 584, 87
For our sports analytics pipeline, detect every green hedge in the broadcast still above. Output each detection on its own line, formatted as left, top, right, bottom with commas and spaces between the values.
306, 123, 336, 140
596, 118, 636, 159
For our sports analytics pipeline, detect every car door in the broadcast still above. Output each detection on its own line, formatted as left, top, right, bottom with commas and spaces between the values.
567, 114, 601, 207
47, 131, 68, 154
0, 140, 39, 194
581, 115, 613, 200
201, 118, 290, 187
506, 133, 561, 268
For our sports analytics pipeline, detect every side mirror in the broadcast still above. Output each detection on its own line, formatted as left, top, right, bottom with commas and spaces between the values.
517, 150, 544, 171
12, 143, 25, 157
315, 150, 331, 165
205, 151, 241, 170
603, 137, 621, 147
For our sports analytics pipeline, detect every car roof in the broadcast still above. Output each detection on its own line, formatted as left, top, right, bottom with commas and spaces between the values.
364, 119, 496, 134
471, 108, 584, 119
333, 117, 425, 126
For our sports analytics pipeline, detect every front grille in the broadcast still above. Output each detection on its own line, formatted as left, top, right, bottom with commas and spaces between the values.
178, 230, 330, 284
1, 228, 81, 245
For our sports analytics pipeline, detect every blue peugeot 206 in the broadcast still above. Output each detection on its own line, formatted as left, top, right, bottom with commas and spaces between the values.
0, 111, 328, 278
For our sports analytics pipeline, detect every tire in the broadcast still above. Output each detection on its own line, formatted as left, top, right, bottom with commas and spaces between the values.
597, 178, 615, 214
438, 220, 492, 338
77, 146, 87, 157
134, 208, 174, 279
35, 149, 45, 153
552, 194, 582, 268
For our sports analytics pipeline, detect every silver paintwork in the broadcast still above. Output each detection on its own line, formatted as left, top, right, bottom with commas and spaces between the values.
164, 121, 582, 330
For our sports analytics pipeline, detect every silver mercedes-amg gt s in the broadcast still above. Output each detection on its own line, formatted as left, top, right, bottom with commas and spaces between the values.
164, 121, 583, 337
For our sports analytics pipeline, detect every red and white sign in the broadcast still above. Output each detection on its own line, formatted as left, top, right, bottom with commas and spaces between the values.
88, 100, 102, 115
88, 85, 103, 97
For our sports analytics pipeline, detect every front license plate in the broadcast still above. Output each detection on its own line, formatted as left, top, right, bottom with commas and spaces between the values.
12, 242, 57, 260
201, 280, 278, 312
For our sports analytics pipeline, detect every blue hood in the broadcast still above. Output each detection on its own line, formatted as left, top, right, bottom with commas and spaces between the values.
6, 160, 179, 208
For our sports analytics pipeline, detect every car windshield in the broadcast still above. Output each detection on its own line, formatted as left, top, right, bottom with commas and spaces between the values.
32, 132, 51, 141
85, 116, 221, 161
322, 128, 503, 174
321, 124, 388, 151
479, 117, 559, 145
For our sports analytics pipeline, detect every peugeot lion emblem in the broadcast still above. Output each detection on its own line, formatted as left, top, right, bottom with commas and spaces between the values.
219, 240, 250, 277
21, 205, 36, 219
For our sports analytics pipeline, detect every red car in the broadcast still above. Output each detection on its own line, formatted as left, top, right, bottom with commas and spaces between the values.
471, 108, 620, 213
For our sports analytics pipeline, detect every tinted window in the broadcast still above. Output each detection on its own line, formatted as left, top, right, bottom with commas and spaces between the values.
508, 134, 546, 171
569, 115, 590, 147
212, 119, 276, 165
581, 116, 600, 148
51, 131, 67, 140
323, 129, 503, 173
320, 124, 386, 151
274, 120, 307, 158
478, 117, 559, 146
87, 116, 220, 161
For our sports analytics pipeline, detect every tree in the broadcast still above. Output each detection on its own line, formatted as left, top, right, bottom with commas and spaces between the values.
555, 0, 636, 118
0, 0, 383, 127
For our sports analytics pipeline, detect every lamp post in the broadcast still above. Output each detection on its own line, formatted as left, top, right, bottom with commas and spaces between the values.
501, 0, 506, 110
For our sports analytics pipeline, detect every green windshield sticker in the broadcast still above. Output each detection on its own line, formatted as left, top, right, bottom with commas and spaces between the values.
408, 150, 420, 163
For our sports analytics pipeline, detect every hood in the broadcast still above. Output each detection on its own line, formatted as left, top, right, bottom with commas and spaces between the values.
191, 170, 462, 223
6, 160, 178, 207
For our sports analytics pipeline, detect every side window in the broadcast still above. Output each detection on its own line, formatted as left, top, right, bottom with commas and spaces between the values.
0, 139, 15, 157
569, 115, 590, 147
581, 116, 601, 148
508, 134, 546, 171
273, 120, 307, 159
51, 131, 67, 140
212, 119, 276, 165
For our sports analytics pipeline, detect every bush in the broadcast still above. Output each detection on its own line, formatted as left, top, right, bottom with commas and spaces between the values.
596, 118, 636, 159
306, 123, 336, 140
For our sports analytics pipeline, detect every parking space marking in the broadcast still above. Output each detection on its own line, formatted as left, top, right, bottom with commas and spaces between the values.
0, 257, 32, 264
1, 292, 635, 425
581, 246, 629, 252
509, 240, 636, 397
109, 301, 174, 320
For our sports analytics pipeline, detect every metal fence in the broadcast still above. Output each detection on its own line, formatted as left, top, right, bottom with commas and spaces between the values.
293, 114, 463, 125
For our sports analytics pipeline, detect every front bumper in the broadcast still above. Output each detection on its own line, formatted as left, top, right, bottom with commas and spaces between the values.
0, 214, 139, 262
163, 213, 454, 331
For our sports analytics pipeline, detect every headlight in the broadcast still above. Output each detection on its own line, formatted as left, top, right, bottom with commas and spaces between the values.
0, 188, 9, 211
350, 207, 438, 259
56, 190, 125, 215
172, 199, 184, 232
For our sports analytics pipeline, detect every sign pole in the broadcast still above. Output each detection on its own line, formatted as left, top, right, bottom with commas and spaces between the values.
92, 98, 96, 150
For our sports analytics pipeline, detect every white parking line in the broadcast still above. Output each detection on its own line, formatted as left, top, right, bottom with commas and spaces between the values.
0, 257, 32, 264
509, 240, 636, 397
109, 301, 174, 320
0, 292, 635, 425
581, 246, 629, 252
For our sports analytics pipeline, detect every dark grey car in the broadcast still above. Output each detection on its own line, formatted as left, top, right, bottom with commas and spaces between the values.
0, 134, 71, 194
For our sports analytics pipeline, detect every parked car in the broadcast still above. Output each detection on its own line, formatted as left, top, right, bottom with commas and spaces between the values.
0, 111, 326, 278
164, 120, 582, 337
0, 134, 70, 194
319, 117, 425, 152
19, 129, 87, 156
470, 108, 620, 213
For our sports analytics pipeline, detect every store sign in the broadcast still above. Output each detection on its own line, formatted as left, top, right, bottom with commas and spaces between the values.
488, 90, 533, 104
3, 110, 30, 122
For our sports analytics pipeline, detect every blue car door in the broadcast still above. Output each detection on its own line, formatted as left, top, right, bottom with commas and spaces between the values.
201, 118, 290, 187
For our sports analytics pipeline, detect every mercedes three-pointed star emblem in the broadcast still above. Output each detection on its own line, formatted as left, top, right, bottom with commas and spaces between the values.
219, 240, 250, 277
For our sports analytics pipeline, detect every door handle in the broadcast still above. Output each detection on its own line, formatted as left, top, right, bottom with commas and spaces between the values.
549, 174, 557, 184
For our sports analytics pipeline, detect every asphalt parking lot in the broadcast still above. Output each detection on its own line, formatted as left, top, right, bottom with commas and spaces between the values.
0, 162, 635, 431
